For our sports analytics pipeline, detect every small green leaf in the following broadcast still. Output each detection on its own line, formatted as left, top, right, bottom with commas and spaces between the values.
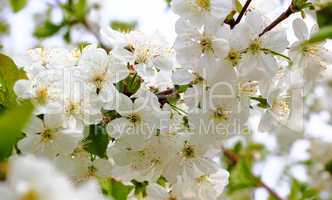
63, 28, 71, 43
317, 4, 332, 28
175, 84, 190, 94
33, 20, 63, 38
288, 178, 319, 200
0, 101, 34, 161
233, 0, 243, 12
306, 25, 332, 44
111, 20, 137, 33
0, 53, 27, 108
74, 0, 87, 22
83, 124, 110, 158
325, 159, 332, 175
227, 158, 259, 193
116, 73, 142, 97
99, 178, 133, 200
9, 0, 28, 13
0, 22, 9, 34
165, 0, 172, 7
157, 176, 167, 187
250, 96, 271, 109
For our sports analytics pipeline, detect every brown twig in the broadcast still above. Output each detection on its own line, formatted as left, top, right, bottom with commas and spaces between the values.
230, 0, 252, 29
222, 147, 284, 200
259, 3, 297, 37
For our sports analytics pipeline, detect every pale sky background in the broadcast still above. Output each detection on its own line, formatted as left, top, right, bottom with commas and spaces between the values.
1, 0, 332, 199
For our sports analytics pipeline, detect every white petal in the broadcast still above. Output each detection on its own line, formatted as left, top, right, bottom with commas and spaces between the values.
44, 114, 64, 129
172, 68, 194, 85
292, 18, 309, 41
13, 80, 33, 99
24, 116, 44, 134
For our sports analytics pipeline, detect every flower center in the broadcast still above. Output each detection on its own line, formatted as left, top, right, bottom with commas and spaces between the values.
212, 107, 231, 122
135, 48, 150, 64
200, 37, 213, 54
249, 39, 262, 54
41, 129, 55, 143
192, 73, 205, 85
35, 87, 49, 105
91, 73, 106, 93
182, 143, 195, 159
226, 49, 241, 66
196, 0, 210, 10
272, 99, 290, 120
87, 165, 97, 177
127, 113, 141, 124
302, 45, 319, 56
195, 175, 208, 184
19, 189, 39, 200
66, 101, 80, 116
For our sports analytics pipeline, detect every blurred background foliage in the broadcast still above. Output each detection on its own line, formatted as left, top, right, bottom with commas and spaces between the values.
0, 0, 332, 200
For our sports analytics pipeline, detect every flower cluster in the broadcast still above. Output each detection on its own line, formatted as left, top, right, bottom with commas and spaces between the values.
0, 156, 107, 200
7, 0, 332, 199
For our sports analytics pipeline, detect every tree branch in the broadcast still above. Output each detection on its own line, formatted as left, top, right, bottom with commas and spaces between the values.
222, 147, 284, 200
259, 3, 297, 37
230, 0, 252, 29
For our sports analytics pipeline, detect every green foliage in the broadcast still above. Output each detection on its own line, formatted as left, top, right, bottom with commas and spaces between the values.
306, 25, 332, 44
61, 0, 88, 23
0, 101, 34, 161
325, 159, 332, 175
225, 142, 267, 195
292, 0, 314, 11
227, 158, 259, 193
233, 0, 243, 13
116, 73, 142, 97
250, 96, 271, 109
111, 20, 137, 33
0, 53, 27, 108
99, 178, 133, 200
9, 0, 28, 13
0, 22, 9, 35
288, 178, 320, 200
317, 4, 332, 28
0, 54, 34, 161
165, 0, 172, 7
132, 180, 148, 199
83, 124, 110, 158
33, 20, 64, 38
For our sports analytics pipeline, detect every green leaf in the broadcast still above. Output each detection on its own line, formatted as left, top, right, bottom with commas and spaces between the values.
165, 0, 172, 7
0, 53, 27, 108
115, 73, 142, 97
292, 0, 314, 11
250, 96, 271, 109
306, 25, 332, 44
227, 158, 259, 193
325, 159, 332, 175
74, 0, 87, 22
317, 4, 332, 28
83, 124, 110, 158
0, 22, 9, 35
0, 101, 34, 161
9, 0, 28, 13
99, 178, 133, 200
233, 0, 243, 12
33, 20, 63, 38
288, 178, 319, 200
111, 20, 137, 33
132, 180, 148, 198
